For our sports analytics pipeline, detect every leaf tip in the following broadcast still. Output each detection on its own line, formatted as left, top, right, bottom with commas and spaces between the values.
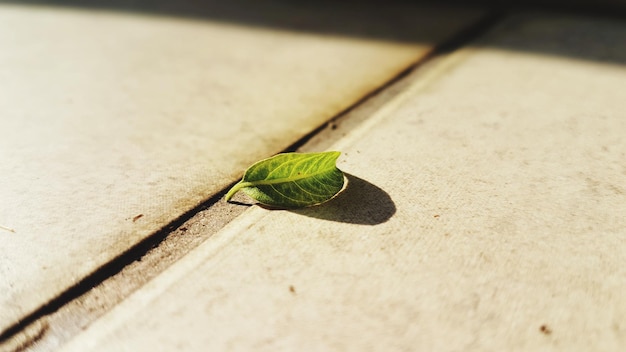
327, 150, 342, 162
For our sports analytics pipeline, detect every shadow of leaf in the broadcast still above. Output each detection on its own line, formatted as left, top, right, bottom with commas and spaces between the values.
290, 173, 395, 225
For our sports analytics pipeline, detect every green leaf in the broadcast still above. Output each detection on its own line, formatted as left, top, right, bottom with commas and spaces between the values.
225, 151, 345, 208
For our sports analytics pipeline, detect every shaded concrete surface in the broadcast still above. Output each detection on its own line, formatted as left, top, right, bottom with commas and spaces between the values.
1, 0, 485, 44
0, 0, 485, 346
58, 14, 626, 352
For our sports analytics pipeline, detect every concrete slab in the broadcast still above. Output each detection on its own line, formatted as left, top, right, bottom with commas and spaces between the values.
59, 14, 626, 351
0, 3, 484, 335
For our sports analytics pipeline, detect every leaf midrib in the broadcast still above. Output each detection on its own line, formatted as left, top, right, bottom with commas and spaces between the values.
242, 166, 335, 187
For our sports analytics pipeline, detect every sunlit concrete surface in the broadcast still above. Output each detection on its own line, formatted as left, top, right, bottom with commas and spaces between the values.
60, 14, 626, 351
0, 1, 484, 338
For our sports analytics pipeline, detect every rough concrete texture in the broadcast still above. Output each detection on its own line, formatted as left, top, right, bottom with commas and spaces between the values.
58, 14, 626, 351
0, 2, 483, 336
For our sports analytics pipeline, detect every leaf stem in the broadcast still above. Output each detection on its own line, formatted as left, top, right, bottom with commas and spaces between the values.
224, 181, 253, 202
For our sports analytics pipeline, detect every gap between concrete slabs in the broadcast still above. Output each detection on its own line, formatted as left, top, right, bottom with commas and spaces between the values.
0, 12, 502, 352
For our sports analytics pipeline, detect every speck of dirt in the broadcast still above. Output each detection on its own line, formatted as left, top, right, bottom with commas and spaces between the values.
433, 214, 440, 218
179, 227, 188, 232
132, 214, 144, 222
540, 324, 552, 335
0, 224, 16, 233
289, 285, 296, 294
329, 122, 337, 130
